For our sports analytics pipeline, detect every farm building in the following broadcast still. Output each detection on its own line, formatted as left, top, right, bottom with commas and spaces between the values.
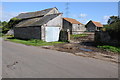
62, 18, 86, 34
14, 7, 63, 42
85, 20, 103, 31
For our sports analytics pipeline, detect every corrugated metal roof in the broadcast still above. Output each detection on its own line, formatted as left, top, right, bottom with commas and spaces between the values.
63, 18, 83, 24
15, 17, 42, 27
16, 8, 54, 19
15, 13, 62, 27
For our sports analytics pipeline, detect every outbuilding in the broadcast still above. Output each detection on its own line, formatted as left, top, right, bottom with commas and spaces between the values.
62, 18, 86, 34
85, 20, 103, 32
14, 8, 62, 42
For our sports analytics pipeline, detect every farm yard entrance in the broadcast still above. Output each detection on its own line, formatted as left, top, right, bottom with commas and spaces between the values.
42, 32, 118, 63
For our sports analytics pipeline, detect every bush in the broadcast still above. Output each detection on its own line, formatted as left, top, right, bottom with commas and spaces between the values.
2, 27, 10, 34
102, 20, 120, 40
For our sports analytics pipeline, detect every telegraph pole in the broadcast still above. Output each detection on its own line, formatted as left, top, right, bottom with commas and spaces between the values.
65, 2, 70, 18
118, 1, 120, 18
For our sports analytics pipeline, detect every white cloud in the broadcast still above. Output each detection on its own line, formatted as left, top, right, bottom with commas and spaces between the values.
103, 16, 110, 21
77, 13, 88, 24
2, 11, 21, 21
78, 13, 87, 18
102, 15, 111, 24
71, 14, 77, 18
0, 5, 2, 21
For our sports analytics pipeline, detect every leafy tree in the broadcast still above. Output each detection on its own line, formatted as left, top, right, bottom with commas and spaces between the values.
2, 21, 7, 26
1, 21, 9, 34
0, 21, 2, 26
107, 16, 119, 24
6, 17, 22, 29
1, 17, 22, 34
105, 16, 120, 40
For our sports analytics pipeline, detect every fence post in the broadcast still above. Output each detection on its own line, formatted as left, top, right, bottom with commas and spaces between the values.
67, 29, 70, 41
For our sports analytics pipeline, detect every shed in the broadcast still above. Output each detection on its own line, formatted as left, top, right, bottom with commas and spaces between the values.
63, 18, 86, 34
85, 20, 103, 32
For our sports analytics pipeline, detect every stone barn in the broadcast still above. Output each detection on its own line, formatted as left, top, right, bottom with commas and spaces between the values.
85, 20, 103, 32
62, 18, 86, 34
14, 7, 62, 42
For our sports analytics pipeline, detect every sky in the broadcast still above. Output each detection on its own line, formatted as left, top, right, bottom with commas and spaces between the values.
1, 2, 118, 24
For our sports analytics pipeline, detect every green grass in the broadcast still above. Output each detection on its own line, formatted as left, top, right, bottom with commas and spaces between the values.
2, 35, 14, 38
97, 45, 120, 53
0, 26, 3, 28
71, 34, 88, 38
5, 38, 64, 46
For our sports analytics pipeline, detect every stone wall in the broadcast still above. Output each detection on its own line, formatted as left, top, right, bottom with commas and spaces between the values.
59, 30, 70, 42
14, 26, 41, 40
95, 31, 120, 46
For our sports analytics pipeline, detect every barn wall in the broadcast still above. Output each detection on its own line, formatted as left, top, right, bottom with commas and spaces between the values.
46, 14, 62, 28
14, 27, 41, 40
41, 14, 62, 41
46, 8, 59, 15
62, 19, 72, 34
72, 24, 86, 34
86, 22, 96, 31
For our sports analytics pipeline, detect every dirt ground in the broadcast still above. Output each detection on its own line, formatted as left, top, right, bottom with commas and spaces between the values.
42, 32, 119, 63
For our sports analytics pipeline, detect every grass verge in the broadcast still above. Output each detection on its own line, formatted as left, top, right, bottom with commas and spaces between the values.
2, 35, 14, 38
97, 45, 120, 53
5, 38, 65, 46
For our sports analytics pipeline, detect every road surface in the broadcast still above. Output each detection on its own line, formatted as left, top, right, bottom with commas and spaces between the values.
2, 40, 118, 78
0, 38, 2, 79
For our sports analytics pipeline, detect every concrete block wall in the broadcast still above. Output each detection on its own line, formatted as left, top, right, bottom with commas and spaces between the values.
14, 27, 41, 40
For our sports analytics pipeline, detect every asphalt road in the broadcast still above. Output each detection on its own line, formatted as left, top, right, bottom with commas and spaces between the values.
0, 38, 2, 79
2, 40, 118, 78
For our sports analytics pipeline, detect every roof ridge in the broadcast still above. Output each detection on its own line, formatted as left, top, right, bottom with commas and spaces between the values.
16, 7, 56, 19
20, 7, 54, 14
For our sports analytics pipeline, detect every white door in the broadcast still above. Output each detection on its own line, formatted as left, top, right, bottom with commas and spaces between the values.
45, 27, 60, 42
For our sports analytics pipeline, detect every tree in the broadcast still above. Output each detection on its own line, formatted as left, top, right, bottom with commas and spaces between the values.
0, 21, 2, 26
105, 16, 120, 40
1, 21, 9, 34
107, 16, 120, 24
1, 18, 22, 34
6, 17, 22, 29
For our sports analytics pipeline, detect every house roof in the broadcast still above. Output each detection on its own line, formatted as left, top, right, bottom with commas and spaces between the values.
91, 21, 103, 27
16, 7, 56, 19
63, 18, 83, 24
15, 13, 62, 27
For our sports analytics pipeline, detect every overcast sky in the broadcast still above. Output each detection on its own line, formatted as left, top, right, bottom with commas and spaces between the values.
1, 2, 118, 24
